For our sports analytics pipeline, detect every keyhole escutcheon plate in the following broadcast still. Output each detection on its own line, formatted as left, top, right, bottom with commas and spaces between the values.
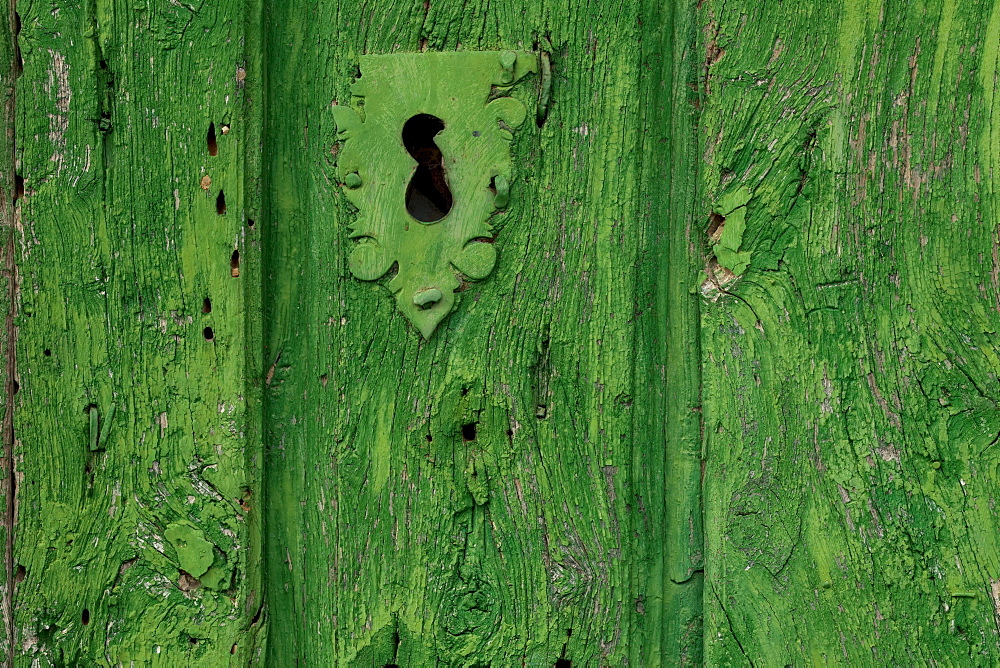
332, 51, 537, 339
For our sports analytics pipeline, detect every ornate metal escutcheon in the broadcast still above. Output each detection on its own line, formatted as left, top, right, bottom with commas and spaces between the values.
332, 51, 537, 338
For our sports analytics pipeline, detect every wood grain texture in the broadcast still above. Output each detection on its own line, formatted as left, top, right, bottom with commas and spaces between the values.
699, 0, 1000, 663
0, 1, 15, 662
11, 1, 263, 664
261, 0, 701, 665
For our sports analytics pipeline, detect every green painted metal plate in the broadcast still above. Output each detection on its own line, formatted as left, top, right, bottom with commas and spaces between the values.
332, 51, 537, 338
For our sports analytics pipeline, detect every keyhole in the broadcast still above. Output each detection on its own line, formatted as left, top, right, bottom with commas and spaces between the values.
403, 114, 453, 223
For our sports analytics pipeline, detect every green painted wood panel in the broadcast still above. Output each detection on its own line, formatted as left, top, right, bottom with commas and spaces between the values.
0, 2, 14, 662
10, 1, 264, 664
261, 1, 702, 665
4, 1, 998, 664
699, 0, 1000, 663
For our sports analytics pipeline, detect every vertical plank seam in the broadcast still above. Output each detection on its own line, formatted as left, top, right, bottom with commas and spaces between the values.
243, 0, 268, 658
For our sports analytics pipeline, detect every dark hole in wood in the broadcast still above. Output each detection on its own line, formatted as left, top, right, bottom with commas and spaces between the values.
461, 386, 470, 396
216, 189, 226, 215
189, 637, 198, 645
462, 423, 477, 441
207, 122, 218, 156
707, 212, 725, 240
14, 174, 24, 201
81, 609, 90, 625
203, 327, 214, 341
231, 249, 240, 277
402, 114, 452, 222
12, 379, 18, 394
384, 664, 400, 668
14, 565, 25, 584
555, 660, 571, 667
247, 218, 255, 228
202, 297, 212, 314
43, 348, 51, 357
13, 13, 22, 76
425, 434, 433, 443
230, 644, 238, 654
506, 428, 514, 437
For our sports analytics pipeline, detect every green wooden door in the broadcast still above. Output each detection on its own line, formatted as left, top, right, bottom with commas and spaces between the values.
3, 0, 1000, 666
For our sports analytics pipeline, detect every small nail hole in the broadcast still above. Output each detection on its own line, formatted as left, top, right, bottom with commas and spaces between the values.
230, 249, 240, 277
43, 348, 51, 357
425, 434, 433, 443
461, 386, 470, 396
246, 219, 255, 228
203, 327, 214, 341
505, 428, 513, 437
462, 423, 477, 441
202, 298, 212, 314
207, 122, 218, 156
216, 189, 226, 215
82, 609, 90, 625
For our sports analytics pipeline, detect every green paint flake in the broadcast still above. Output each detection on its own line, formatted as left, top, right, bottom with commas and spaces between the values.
165, 523, 215, 579
712, 188, 753, 275
716, 185, 753, 215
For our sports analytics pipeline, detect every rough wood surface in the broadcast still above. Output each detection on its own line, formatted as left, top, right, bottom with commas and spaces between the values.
262, 1, 701, 665
10, 1, 263, 664
6, 0, 999, 664
0, 1, 15, 663
699, 0, 1000, 663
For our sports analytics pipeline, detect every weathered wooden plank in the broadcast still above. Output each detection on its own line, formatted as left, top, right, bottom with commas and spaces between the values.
0, 1, 16, 663
699, 0, 1000, 663
12, 1, 263, 664
262, 1, 701, 664
634, 0, 704, 663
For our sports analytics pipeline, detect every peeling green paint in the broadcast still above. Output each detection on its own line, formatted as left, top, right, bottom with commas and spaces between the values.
263, 1, 701, 665
711, 186, 753, 275
5, 0, 999, 665
700, 0, 1000, 663
10, 0, 264, 664
165, 524, 215, 580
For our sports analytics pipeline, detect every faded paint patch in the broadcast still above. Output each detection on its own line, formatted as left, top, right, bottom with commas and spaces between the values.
45, 50, 71, 173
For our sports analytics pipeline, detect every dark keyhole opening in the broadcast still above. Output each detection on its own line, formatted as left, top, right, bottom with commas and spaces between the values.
403, 114, 452, 223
